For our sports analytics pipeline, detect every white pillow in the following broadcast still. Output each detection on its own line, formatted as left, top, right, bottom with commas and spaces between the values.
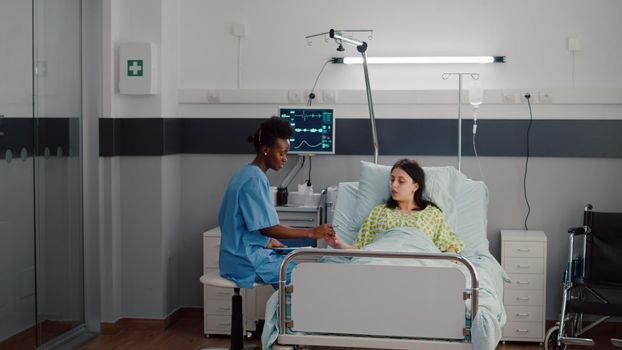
331, 182, 361, 244
455, 180, 490, 254
353, 161, 466, 234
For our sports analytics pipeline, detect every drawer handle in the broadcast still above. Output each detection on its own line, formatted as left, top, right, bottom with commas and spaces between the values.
516, 281, 530, 285
516, 329, 529, 333
516, 248, 531, 252
516, 297, 530, 301
516, 313, 530, 317
516, 264, 530, 269
285, 218, 315, 222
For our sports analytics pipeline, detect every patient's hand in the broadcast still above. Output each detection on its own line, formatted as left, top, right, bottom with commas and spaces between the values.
325, 235, 354, 249
267, 238, 287, 248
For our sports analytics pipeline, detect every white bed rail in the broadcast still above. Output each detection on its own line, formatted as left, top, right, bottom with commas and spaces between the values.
278, 248, 480, 342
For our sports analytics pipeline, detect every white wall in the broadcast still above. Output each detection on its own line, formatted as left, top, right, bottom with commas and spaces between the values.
99, 0, 622, 322
100, 0, 184, 322
179, 0, 622, 91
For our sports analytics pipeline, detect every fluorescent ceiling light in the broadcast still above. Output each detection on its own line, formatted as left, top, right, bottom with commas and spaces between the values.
333, 56, 505, 64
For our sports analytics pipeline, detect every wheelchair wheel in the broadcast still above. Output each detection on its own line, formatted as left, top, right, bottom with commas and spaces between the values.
545, 325, 567, 350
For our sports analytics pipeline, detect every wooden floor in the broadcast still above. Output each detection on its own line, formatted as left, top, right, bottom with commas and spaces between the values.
78, 315, 622, 350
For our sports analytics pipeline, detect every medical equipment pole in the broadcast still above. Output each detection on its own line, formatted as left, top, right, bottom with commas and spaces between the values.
361, 49, 379, 164
330, 30, 379, 164
442, 72, 479, 172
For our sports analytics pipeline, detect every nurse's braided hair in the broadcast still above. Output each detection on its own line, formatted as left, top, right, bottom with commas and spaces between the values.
385, 159, 440, 211
248, 116, 294, 153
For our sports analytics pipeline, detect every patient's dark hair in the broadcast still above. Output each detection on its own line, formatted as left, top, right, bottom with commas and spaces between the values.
247, 116, 294, 153
386, 159, 439, 211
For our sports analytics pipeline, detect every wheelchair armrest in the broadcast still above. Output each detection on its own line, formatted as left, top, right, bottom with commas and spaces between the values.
568, 226, 587, 235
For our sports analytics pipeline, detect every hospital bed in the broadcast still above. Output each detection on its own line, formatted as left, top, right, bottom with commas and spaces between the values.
262, 162, 509, 350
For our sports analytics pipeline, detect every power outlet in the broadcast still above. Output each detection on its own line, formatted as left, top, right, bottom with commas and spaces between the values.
231, 23, 247, 37
287, 90, 305, 103
539, 90, 553, 104
322, 90, 337, 104
567, 37, 582, 52
503, 90, 519, 104
206, 90, 221, 103
304, 89, 320, 104
520, 90, 539, 104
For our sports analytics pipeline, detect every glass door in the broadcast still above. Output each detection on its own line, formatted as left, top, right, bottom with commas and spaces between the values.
0, 0, 37, 348
0, 0, 84, 348
33, 0, 84, 346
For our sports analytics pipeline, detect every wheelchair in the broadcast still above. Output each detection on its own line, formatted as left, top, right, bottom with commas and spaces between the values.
545, 204, 622, 349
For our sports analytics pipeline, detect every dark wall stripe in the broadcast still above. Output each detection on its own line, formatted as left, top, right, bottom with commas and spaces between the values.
0, 117, 76, 160
98, 118, 622, 158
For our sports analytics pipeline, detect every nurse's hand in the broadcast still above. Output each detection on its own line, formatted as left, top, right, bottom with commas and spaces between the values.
267, 238, 287, 248
310, 224, 336, 239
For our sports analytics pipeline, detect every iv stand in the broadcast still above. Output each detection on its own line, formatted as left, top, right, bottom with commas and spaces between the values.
329, 29, 379, 164
441, 72, 479, 172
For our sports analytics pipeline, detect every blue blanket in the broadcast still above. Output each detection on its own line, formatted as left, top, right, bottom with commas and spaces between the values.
262, 226, 508, 350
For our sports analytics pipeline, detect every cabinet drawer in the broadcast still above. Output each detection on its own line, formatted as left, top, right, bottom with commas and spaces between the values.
504, 241, 544, 258
278, 212, 317, 228
205, 298, 232, 315
205, 315, 233, 334
505, 273, 544, 290
505, 305, 543, 323
203, 237, 220, 269
504, 289, 544, 306
205, 285, 235, 300
503, 321, 543, 340
279, 219, 318, 228
504, 257, 544, 274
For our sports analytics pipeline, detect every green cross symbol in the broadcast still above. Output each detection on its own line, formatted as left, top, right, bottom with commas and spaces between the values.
128, 60, 143, 77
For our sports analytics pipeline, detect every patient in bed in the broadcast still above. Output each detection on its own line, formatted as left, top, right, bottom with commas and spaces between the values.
326, 158, 464, 253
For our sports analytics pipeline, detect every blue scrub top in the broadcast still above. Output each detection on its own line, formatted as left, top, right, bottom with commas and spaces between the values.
218, 164, 287, 288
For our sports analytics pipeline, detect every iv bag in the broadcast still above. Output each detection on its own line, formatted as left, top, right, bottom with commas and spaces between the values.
469, 80, 483, 107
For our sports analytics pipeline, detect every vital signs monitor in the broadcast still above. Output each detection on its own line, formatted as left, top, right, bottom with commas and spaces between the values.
279, 107, 335, 154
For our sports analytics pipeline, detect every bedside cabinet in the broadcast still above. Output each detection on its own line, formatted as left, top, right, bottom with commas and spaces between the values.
275, 206, 322, 247
501, 230, 547, 344
203, 227, 257, 336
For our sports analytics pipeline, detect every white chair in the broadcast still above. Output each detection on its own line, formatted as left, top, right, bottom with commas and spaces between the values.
200, 271, 264, 350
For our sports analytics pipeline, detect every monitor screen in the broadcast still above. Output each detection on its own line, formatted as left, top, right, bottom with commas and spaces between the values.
279, 107, 335, 154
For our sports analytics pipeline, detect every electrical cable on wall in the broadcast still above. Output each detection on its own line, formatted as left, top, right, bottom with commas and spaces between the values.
571, 50, 576, 88
237, 36, 242, 89
523, 93, 533, 230
306, 156, 313, 186
307, 59, 332, 106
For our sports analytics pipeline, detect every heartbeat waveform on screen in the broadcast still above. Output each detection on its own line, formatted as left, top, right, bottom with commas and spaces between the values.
294, 128, 326, 133
297, 113, 324, 121
293, 140, 323, 149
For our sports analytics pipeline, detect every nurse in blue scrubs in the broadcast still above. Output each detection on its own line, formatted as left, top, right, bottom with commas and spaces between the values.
218, 116, 335, 289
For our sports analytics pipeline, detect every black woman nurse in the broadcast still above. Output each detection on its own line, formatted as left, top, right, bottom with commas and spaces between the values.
218, 116, 335, 289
